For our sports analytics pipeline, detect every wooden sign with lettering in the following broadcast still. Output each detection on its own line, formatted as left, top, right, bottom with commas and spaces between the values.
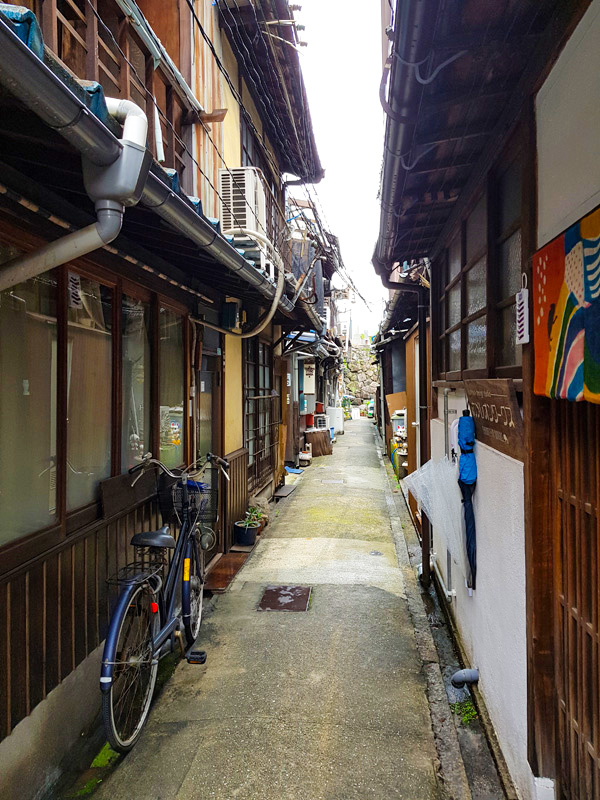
464, 379, 524, 461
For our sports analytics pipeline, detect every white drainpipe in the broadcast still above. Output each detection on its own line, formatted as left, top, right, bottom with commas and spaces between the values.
0, 98, 149, 292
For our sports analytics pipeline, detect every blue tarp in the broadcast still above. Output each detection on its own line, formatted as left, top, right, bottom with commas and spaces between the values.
0, 3, 43, 59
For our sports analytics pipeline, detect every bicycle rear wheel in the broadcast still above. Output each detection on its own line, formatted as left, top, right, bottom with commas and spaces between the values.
102, 584, 159, 752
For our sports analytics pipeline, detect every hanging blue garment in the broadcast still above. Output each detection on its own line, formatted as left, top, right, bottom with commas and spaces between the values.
458, 414, 477, 484
458, 413, 477, 589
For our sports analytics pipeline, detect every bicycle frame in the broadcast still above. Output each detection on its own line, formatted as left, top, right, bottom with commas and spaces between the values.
153, 477, 199, 648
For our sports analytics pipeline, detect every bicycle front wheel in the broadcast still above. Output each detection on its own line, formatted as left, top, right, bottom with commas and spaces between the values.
182, 536, 205, 646
102, 584, 159, 752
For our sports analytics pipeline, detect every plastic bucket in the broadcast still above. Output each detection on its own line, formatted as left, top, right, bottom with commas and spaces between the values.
315, 402, 324, 414
306, 413, 314, 427
330, 426, 335, 441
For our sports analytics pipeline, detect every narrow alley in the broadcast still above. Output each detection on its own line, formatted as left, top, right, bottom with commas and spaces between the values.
92, 418, 443, 800
3, 1, 599, 798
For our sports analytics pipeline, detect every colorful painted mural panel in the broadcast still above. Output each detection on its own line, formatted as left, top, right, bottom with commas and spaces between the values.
534, 207, 600, 404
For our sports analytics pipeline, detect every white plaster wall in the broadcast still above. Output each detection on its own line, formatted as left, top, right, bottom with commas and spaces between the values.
430, 414, 535, 800
536, 0, 600, 247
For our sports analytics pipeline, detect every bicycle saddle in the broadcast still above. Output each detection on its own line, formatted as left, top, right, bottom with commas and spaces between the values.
130, 525, 176, 549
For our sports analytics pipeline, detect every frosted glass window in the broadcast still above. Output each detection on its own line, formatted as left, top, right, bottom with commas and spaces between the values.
467, 318, 487, 369
244, 340, 256, 465
466, 257, 487, 316
500, 159, 521, 232
448, 283, 461, 328
0, 270, 58, 544
449, 329, 461, 372
500, 229, 522, 299
466, 194, 487, 262
159, 307, 184, 469
438, 338, 446, 373
500, 306, 522, 366
122, 296, 151, 470
67, 276, 113, 510
448, 234, 461, 282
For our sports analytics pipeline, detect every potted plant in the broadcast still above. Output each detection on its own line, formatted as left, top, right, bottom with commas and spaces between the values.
248, 505, 267, 534
233, 507, 262, 546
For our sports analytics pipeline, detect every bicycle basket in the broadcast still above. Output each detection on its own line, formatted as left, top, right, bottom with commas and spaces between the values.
159, 478, 218, 524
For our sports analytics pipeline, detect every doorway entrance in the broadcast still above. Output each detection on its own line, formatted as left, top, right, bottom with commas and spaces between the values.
551, 399, 600, 799
196, 346, 222, 563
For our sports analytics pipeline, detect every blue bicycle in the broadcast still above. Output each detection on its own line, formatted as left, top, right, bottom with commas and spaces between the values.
100, 452, 229, 752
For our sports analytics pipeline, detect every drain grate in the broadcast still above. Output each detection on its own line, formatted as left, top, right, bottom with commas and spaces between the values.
258, 585, 312, 612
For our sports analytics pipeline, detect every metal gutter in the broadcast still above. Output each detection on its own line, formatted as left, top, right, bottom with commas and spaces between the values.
373, 0, 441, 278
141, 171, 293, 312
381, 287, 405, 334
0, 11, 308, 319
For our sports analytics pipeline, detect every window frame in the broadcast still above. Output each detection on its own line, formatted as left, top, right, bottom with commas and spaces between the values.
435, 142, 524, 382
0, 240, 190, 573
243, 337, 279, 493
120, 281, 153, 472
64, 266, 117, 528
157, 302, 188, 471
493, 154, 523, 376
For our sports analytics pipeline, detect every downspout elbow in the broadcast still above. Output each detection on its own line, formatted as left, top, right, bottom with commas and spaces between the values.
0, 87, 147, 292
104, 98, 148, 148
95, 200, 124, 243
451, 668, 479, 689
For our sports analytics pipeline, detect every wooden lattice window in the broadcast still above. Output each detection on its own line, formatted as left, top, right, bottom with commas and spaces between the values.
244, 339, 279, 492
435, 147, 523, 380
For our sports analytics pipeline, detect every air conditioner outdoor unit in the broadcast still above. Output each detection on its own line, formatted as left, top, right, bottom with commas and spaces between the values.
218, 166, 267, 236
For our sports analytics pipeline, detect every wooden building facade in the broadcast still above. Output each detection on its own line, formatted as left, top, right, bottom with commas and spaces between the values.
0, 1, 330, 796
374, 1, 599, 799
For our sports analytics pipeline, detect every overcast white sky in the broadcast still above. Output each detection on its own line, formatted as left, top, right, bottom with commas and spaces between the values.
296, 0, 388, 336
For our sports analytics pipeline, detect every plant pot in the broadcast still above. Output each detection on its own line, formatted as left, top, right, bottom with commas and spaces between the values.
234, 520, 260, 546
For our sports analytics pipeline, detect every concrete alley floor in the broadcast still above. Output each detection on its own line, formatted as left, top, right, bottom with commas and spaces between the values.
93, 418, 451, 800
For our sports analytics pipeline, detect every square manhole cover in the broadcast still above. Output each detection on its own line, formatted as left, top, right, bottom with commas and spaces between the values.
258, 585, 312, 612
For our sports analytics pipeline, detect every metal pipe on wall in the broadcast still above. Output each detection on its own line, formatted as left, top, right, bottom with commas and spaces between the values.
444, 388, 450, 459
418, 285, 431, 588
379, 352, 386, 445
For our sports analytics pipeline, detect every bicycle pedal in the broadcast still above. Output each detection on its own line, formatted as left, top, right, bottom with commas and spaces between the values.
186, 649, 207, 665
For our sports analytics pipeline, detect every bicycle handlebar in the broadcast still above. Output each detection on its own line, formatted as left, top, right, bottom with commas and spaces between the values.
206, 452, 229, 470
128, 452, 229, 486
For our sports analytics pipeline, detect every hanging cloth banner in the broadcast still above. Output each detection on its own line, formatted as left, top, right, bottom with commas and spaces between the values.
533, 207, 600, 402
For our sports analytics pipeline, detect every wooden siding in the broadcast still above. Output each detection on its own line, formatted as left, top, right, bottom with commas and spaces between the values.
552, 400, 600, 799
223, 447, 248, 551
0, 499, 162, 741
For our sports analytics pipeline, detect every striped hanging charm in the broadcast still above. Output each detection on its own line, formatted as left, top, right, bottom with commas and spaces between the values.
516, 276, 529, 345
